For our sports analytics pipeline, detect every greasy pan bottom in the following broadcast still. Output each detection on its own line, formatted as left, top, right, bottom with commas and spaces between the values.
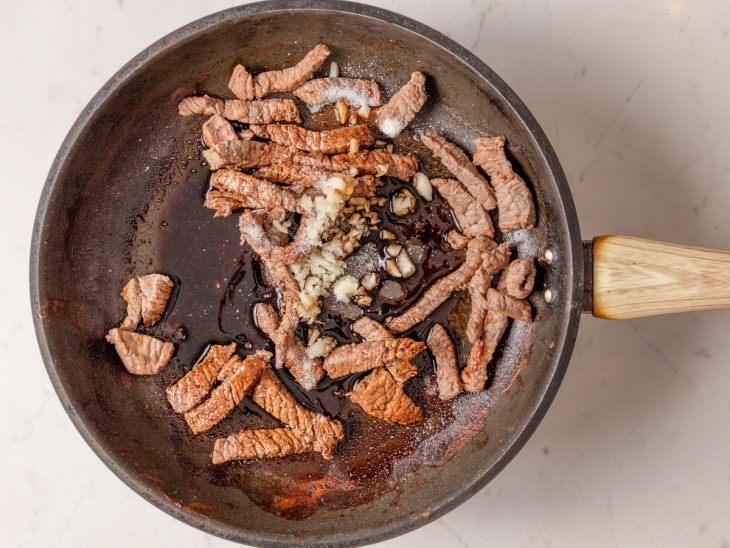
30, 1, 582, 546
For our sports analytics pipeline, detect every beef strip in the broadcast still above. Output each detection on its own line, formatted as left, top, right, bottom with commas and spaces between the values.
239, 211, 303, 363
293, 77, 382, 108
249, 123, 375, 154
351, 317, 418, 383
473, 136, 536, 232
302, 150, 418, 180
165, 342, 237, 413
106, 328, 174, 375
385, 236, 495, 333
202, 114, 238, 147
485, 288, 532, 322
203, 190, 244, 219
427, 324, 462, 400
252, 369, 344, 459
205, 169, 302, 219
502, 258, 536, 299
323, 338, 425, 380
349, 368, 423, 424
254, 303, 325, 390
432, 178, 494, 238
203, 140, 301, 171
178, 95, 301, 124
183, 351, 270, 434
461, 312, 509, 393
228, 44, 331, 100
120, 274, 174, 328
421, 133, 497, 211
445, 229, 470, 250
375, 71, 427, 137
212, 428, 314, 463
256, 163, 330, 187
465, 242, 512, 342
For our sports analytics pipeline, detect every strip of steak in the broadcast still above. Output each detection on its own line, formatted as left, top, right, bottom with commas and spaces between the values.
203, 190, 244, 218
385, 236, 495, 333
473, 136, 536, 231
252, 369, 344, 458
427, 324, 462, 400
202, 114, 238, 147
206, 169, 302, 219
183, 352, 270, 434
502, 258, 536, 299
349, 368, 423, 424
432, 178, 494, 238
249, 123, 375, 154
375, 71, 427, 137
254, 303, 325, 390
461, 311, 509, 393
120, 274, 174, 328
106, 328, 174, 375
294, 77, 382, 108
228, 44, 331, 100
300, 150, 419, 180
421, 133, 497, 210
351, 317, 418, 383
203, 140, 301, 171
212, 428, 314, 463
323, 338, 425, 379
256, 163, 330, 187
165, 342, 237, 413
465, 242, 512, 342
485, 288, 532, 322
178, 95, 301, 124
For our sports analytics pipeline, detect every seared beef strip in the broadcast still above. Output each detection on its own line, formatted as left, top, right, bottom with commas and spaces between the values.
432, 178, 494, 238
385, 236, 495, 333
293, 77, 382, 108
351, 317, 418, 383
165, 342, 237, 413
205, 169, 303, 220
203, 140, 300, 171
349, 368, 423, 424
203, 190, 244, 218
202, 114, 238, 147
421, 133, 497, 211
120, 273, 174, 328
295, 150, 419, 180
323, 338, 425, 380
485, 288, 532, 322
461, 312, 509, 393
465, 243, 512, 342
502, 258, 536, 299
252, 369, 344, 459
375, 71, 427, 137
178, 95, 301, 124
183, 351, 270, 434
249, 123, 375, 154
228, 44, 331, 100
255, 303, 325, 390
473, 136, 536, 232
256, 163, 331, 187
212, 428, 314, 463
427, 324, 462, 400
106, 328, 174, 375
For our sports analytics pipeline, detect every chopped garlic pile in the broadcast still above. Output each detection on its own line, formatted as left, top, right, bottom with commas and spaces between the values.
289, 174, 373, 323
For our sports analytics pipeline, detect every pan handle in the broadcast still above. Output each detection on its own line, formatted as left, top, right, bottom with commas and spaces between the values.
585, 235, 730, 319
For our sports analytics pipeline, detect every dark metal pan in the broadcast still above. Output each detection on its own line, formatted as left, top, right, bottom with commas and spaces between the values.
30, 1, 730, 546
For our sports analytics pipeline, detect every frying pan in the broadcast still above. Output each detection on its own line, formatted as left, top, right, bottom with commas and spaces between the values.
29, 1, 730, 546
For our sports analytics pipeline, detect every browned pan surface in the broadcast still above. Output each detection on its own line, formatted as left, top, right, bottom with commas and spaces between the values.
31, 2, 582, 546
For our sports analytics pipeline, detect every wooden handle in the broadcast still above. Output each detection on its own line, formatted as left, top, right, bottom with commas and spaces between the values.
592, 235, 730, 319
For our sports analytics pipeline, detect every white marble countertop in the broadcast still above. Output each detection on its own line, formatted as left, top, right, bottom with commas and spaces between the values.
4, 0, 730, 546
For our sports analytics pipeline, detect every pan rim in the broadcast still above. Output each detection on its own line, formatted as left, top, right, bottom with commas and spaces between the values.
29, 1, 583, 546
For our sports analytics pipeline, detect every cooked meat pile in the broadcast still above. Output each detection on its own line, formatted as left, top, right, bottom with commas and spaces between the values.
106, 42, 541, 465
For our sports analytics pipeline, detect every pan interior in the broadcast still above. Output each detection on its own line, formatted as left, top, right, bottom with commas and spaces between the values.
32, 4, 580, 546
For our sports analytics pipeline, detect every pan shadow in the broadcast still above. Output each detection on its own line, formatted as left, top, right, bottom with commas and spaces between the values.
377, 2, 730, 546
